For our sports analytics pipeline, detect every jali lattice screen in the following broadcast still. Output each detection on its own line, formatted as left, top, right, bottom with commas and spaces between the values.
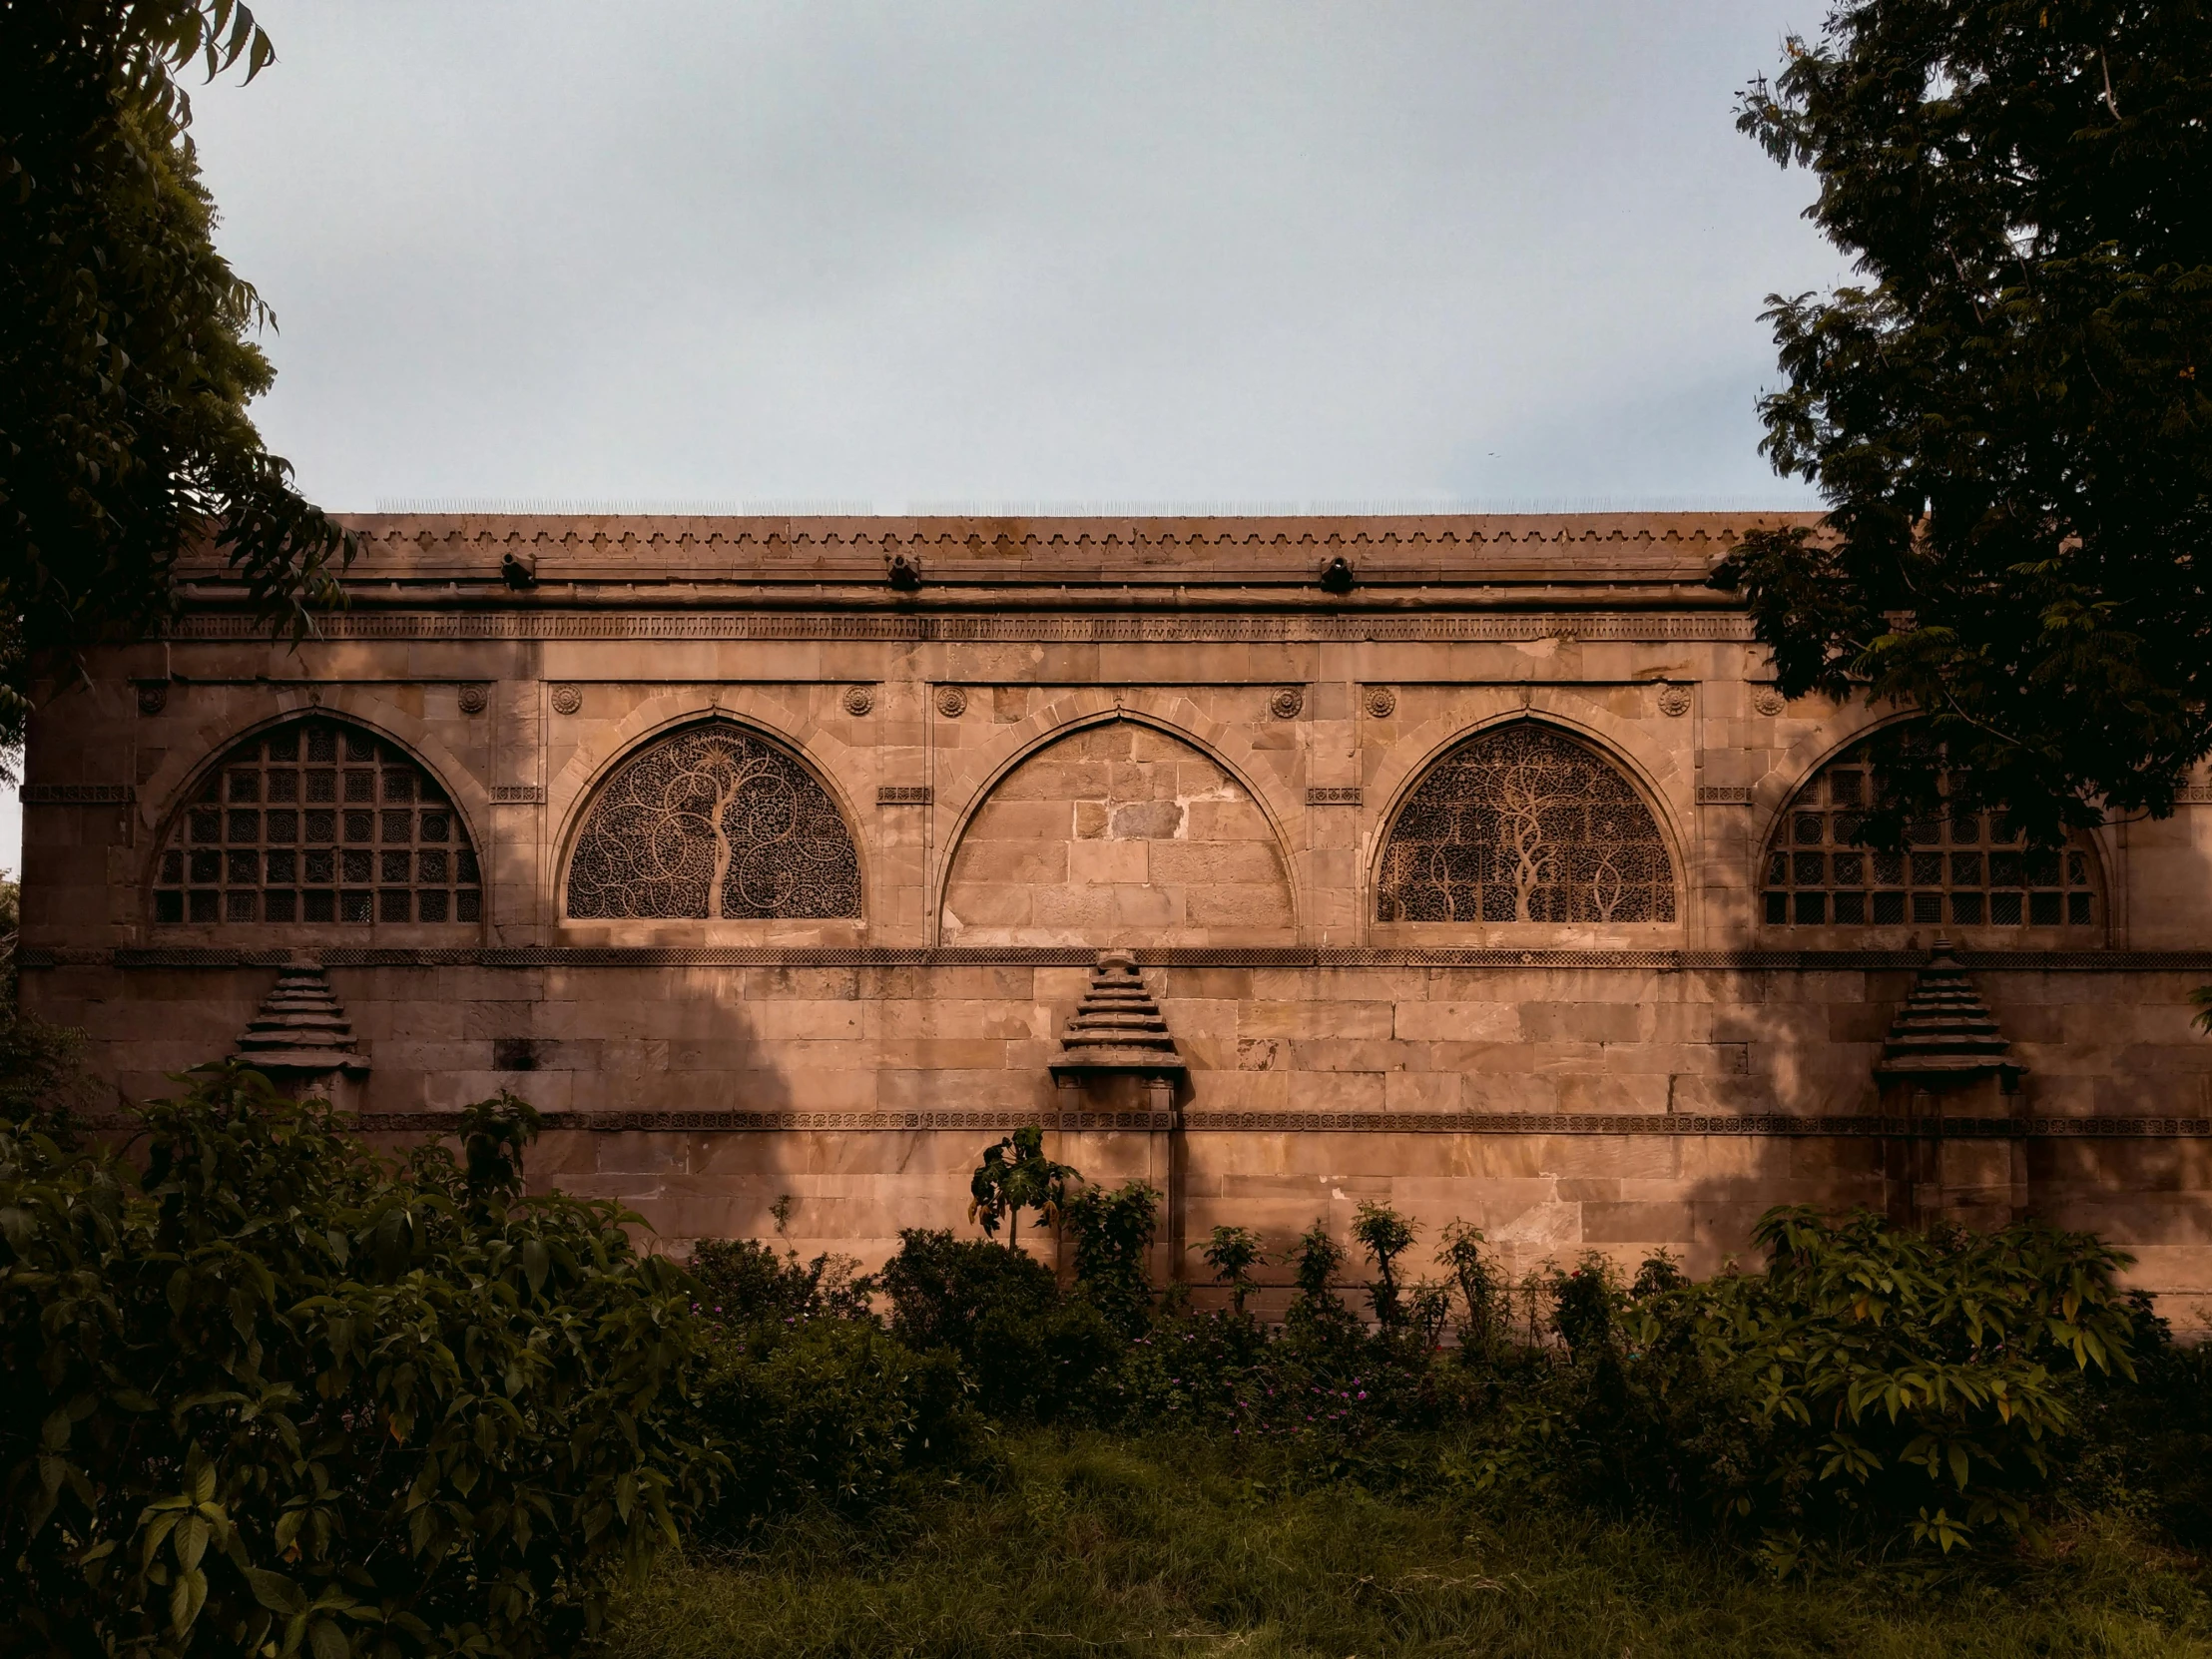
1761, 744, 2102, 933
153, 718, 480, 926
1376, 724, 1676, 923
566, 722, 861, 919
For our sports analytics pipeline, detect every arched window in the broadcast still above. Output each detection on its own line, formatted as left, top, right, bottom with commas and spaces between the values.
1761, 741, 2103, 937
153, 717, 481, 926
1377, 724, 1676, 923
566, 721, 861, 919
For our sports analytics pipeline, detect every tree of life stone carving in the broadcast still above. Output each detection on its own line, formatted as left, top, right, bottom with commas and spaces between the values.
1377, 724, 1675, 924
566, 723, 861, 919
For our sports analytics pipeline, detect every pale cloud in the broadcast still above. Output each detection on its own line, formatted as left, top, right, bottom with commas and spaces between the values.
182, 0, 1841, 512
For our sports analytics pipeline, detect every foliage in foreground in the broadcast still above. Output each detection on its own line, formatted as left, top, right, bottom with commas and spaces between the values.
1714, 0, 2212, 839
0, 1068, 718, 1659
1, 1, 347, 751
686, 1133, 2157, 1565
608, 1430, 2212, 1659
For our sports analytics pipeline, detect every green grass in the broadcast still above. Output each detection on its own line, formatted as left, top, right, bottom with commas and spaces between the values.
607, 1431, 2212, 1659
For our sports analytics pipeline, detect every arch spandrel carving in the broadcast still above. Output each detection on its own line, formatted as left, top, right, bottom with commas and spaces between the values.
940, 718, 1296, 947
1376, 723, 1676, 925
565, 721, 861, 920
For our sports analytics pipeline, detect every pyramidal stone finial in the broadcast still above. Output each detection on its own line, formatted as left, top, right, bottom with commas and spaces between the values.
1874, 938, 2019, 1086
1049, 950, 1187, 1079
233, 959, 370, 1078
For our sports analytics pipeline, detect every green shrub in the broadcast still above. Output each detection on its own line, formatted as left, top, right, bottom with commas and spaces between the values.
691, 1319, 979, 1527
688, 1237, 870, 1331
1351, 1201, 1416, 1333
0, 1066, 719, 1659
1198, 1225, 1265, 1315
878, 1228, 1119, 1421
1283, 1218, 1360, 1351
1064, 1180, 1158, 1337
1458, 1207, 2145, 1559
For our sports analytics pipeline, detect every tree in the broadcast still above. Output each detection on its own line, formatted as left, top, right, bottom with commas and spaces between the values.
1714, 2, 2212, 844
0, 1, 347, 756
965, 1124, 1075, 1251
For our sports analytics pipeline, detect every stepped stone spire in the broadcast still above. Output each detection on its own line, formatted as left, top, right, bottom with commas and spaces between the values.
233, 960, 370, 1079
1874, 939, 2020, 1087
1049, 951, 1186, 1080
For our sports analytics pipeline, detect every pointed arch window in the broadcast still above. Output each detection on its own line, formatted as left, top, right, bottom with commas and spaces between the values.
565, 721, 861, 919
153, 717, 481, 926
1377, 724, 1676, 923
1761, 742, 2103, 937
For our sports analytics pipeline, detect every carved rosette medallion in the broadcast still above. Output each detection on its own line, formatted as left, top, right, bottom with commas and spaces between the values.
1269, 687, 1305, 720
934, 686, 967, 719
1656, 684, 1692, 718
457, 685, 489, 716
136, 683, 169, 716
1751, 686, 1786, 717
550, 685, 584, 716
842, 686, 875, 717
1363, 687, 1397, 720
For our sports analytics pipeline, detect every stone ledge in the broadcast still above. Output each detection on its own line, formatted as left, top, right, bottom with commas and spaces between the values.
28, 945, 2212, 971
71, 1107, 2212, 1138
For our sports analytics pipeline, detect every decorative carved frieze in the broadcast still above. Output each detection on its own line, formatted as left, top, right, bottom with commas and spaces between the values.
490, 785, 545, 804
1695, 786, 1753, 805
877, 785, 932, 806
1306, 787, 1362, 806
20, 784, 135, 805
124, 1106, 2212, 1140
167, 612, 1761, 644
66, 944, 2206, 971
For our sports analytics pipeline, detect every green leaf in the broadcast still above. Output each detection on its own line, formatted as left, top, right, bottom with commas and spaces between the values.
244, 1565, 306, 1616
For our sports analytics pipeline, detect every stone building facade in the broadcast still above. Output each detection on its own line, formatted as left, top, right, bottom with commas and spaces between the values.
19, 512, 2212, 1312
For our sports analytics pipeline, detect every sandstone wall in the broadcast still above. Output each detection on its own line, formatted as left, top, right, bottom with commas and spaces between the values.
19, 511, 2212, 1317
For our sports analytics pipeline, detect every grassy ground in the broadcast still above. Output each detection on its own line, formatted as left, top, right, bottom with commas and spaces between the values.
607, 1431, 2212, 1659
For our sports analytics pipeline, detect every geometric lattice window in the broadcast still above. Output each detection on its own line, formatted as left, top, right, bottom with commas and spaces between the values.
1761, 743, 2101, 933
1376, 723, 1676, 923
565, 720, 861, 919
153, 717, 481, 926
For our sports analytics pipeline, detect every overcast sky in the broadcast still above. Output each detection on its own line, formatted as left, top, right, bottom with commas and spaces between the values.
3, 0, 1847, 875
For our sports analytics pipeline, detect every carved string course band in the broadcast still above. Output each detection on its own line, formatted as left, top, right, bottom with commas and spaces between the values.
137, 1107, 2212, 1140
42, 945, 2212, 971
